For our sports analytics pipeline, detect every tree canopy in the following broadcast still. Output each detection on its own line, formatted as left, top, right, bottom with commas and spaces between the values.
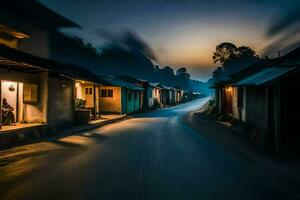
212, 42, 258, 67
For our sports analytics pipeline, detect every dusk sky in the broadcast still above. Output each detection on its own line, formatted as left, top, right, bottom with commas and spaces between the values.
40, 0, 299, 81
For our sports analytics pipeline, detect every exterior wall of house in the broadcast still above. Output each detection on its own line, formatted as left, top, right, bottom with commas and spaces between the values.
153, 88, 161, 104
218, 89, 222, 112
146, 87, 154, 107
100, 86, 122, 114
0, 10, 50, 58
134, 91, 140, 112
244, 86, 268, 150
18, 27, 50, 58
241, 87, 247, 122
0, 69, 48, 124
232, 87, 239, 119
126, 90, 135, 114
47, 74, 74, 129
175, 91, 182, 103
161, 90, 168, 105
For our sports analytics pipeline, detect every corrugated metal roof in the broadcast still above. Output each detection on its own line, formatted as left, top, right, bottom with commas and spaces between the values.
235, 67, 296, 86
101, 76, 144, 90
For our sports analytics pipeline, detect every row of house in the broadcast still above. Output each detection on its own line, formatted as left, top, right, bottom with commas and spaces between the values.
213, 47, 300, 155
0, 1, 184, 135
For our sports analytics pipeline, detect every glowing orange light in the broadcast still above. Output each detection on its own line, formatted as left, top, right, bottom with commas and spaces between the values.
226, 86, 232, 92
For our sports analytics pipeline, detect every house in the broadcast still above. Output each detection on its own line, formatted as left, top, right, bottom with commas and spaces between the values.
118, 75, 154, 109
0, 0, 80, 59
174, 87, 184, 103
159, 85, 177, 105
0, 1, 108, 135
0, 2, 83, 145
99, 77, 144, 114
74, 76, 109, 120
0, 44, 87, 133
214, 47, 300, 155
159, 85, 170, 105
149, 83, 162, 105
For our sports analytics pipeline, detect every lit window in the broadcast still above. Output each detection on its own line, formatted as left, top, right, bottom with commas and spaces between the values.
23, 84, 38, 104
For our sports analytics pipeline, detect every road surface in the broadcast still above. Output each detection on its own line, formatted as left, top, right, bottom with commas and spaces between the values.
0, 98, 298, 200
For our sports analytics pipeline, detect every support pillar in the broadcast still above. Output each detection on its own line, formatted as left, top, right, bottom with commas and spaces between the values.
0, 80, 2, 130
93, 83, 97, 119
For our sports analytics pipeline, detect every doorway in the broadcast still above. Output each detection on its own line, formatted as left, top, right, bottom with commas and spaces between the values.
1, 80, 24, 123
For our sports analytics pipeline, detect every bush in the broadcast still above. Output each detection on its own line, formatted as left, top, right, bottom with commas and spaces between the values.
75, 98, 87, 110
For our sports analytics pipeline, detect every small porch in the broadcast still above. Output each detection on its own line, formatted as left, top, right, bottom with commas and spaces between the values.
74, 80, 101, 120
0, 50, 48, 133
0, 123, 44, 133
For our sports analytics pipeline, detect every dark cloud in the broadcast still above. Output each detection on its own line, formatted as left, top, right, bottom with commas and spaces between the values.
263, 0, 300, 56
266, 4, 300, 37
94, 28, 156, 61
263, 26, 300, 56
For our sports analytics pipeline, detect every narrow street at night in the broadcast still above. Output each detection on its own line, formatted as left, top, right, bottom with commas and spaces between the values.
0, 98, 298, 200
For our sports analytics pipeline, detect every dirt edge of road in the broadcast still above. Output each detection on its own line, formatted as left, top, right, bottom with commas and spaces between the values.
184, 105, 300, 197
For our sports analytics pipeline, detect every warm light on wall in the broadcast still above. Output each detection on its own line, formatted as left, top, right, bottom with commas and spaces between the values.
226, 86, 233, 92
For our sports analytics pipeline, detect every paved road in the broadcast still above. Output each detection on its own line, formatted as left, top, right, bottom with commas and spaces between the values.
0, 98, 298, 200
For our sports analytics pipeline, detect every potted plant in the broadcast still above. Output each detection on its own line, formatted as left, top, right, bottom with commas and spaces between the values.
74, 99, 90, 125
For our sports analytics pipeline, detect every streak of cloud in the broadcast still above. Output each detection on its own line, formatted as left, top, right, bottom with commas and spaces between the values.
264, 0, 300, 56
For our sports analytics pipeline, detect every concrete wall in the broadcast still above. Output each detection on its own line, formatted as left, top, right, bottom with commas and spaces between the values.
47, 75, 74, 129
100, 86, 122, 114
0, 9, 50, 58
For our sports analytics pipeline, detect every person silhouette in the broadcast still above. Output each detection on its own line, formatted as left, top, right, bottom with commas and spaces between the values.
2, 98, 15, 125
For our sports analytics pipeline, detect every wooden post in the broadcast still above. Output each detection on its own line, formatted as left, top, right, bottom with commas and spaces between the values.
93, 83, 97, 119
98, 86, 101, 118
0, 80, 2, 130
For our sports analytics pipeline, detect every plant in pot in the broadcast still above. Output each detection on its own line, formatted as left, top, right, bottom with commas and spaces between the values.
74, 98, 90, 125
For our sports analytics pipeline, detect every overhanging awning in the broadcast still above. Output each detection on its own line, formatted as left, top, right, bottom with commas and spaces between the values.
235, 67, 297, 86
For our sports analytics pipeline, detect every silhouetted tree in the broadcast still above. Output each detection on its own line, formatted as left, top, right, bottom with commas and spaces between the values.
237, 46, 256, 58
176, 67, 190, 79
213, 42, 258, 68
213, 42, 237, 66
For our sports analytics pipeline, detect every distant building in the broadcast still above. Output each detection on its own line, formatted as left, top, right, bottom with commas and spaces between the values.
99, 77, 144, 114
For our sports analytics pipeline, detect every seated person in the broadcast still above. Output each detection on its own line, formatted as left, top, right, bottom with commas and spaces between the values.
2, 98, 15, 125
